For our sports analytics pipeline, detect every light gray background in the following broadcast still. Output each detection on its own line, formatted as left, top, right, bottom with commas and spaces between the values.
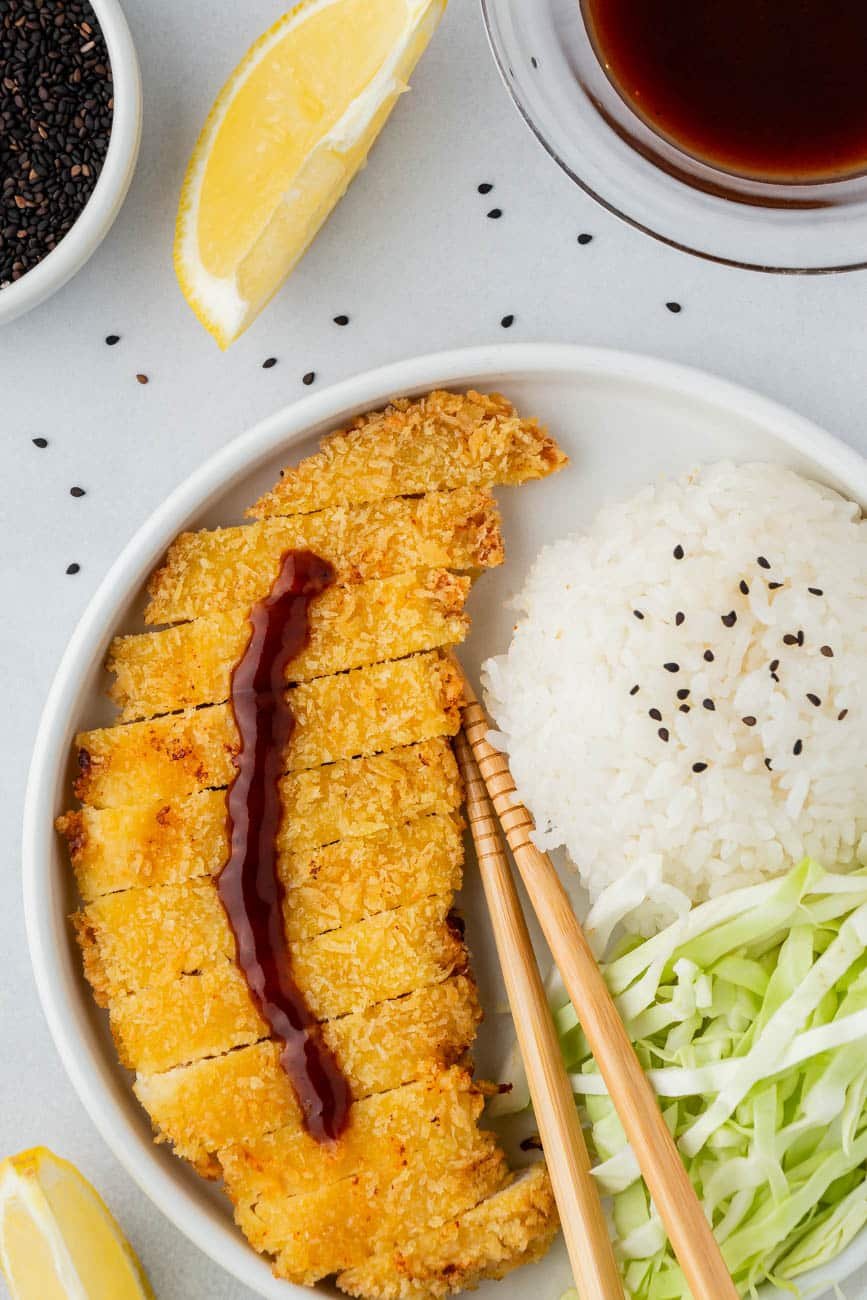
2, 1, 867, 1296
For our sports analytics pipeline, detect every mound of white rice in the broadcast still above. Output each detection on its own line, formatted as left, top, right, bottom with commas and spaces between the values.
483, 461, 866, 934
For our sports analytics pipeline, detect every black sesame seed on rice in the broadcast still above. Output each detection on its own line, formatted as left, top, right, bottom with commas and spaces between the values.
649, 708, 662, 721
721, 610, 737, 627
0, 0, 113, 288
673, 544, 684, 559
32, 436, 48, 448
675, 611, 685, 626
739, 579, 749, 595
105, 334, 119, 346
742, 716, 757, 727
797, 630, 805, 647
500, 314, 514, 329
693, 762, 708, 773
262, 356, 277, 369
808, 587, 823, 596
679, 704, 690, 713
764, 757, 773, 771
821, 645, 834, 657
757, 556, 771, 569
770, 659, 779, 673
704, 650, 714, 663
793, 738, 803, 755
65, 561, 79, 574
487, 208, 503, 219
768, 581, 783, 590
629, 684, 640, 696
702, 699, 715, 711
658, 727, 669, 742
838, 709, 849, 721
477, 182, 493, 194
333, 314, 349, 326
806, 693, 821, 707
577, 232, 593, 245
302, 371, 315, 385
633, 609, 645, 620
663, 662, 679, 673
783, 633, 798, 646
676, 688, 689, 700
69, 485, 85, 497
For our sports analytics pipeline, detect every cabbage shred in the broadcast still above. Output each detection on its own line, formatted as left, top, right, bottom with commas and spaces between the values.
547, 861, 867, 1297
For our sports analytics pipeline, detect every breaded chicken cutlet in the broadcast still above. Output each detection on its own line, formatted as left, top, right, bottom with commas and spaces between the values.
57, 389, 567, 1297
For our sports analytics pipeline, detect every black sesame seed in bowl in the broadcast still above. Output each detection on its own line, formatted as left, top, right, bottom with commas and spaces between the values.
0, 0, 141, 325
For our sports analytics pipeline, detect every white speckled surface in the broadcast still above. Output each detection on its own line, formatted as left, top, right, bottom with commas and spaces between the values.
2, 1, 866, 1297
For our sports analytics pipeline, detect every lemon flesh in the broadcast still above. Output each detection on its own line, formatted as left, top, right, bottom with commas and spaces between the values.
176, 0, 445, 347
0, 1148, 153, 1300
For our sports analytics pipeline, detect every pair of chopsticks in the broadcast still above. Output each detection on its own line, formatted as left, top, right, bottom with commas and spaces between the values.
452, 658, 738, 1300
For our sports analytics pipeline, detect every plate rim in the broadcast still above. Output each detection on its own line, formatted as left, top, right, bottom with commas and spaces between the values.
22, 342, 867, 1299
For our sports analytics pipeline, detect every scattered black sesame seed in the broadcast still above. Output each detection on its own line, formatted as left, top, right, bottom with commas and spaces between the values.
666, 301, 682, 314
487, 208, 503, 219
69, 485, 85, 497
797, 630, 805, 647
65, 562, 80, 575
704, 650, 714, 663
477, 182, 493, 194
793, 738, 803, 755
693, 762, 708, 773
764, 757, 773, 771
806, 693, 821, 707
658, 727, 669, 742
500, 314, 514, 328
770, 659, 779, 673
530, 56, 538, 68
629, 684, 640, 696
821, 645, 834, 658
808, 587, 823, 596
739, 580, 749, 595
742, 716, 757, 727
633, 609, 645, 620
577, 233, 593, 245
673, 544, 684, 560
333, 314, 349, 326
679, 704, 690, 714
702, 699, 715, 711
105, 334, 120, 346
664, 662, 680, 673
676, 688, 689, 700
838, 709, 849, 721
771, 673, 780, 683
757, 556, 771, 570
520, 1134, 543, 1151
675, 611, 685, 626
721, 611, 737, 627
135, 373, 148, 385
32, 436, 48, 448
302, 371, 315, 386
768, 581, 783, 590
262, 357, 277, 369
783, 633, 798, 646
649, 708, 662, 721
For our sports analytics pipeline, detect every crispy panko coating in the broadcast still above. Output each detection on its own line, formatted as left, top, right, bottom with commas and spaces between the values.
74, 652, 462, 808
249, 390, 567, 519
145, 487, 503, 625
338, 1165, 558, 1300
59, 392, 571, 1299
58, 738, 462, 900
219, 1067, 487, 1204
109, 569, 470, 722
75, 847, 464, 997
134, 975, 481, 1166
80, 892, 466, 1012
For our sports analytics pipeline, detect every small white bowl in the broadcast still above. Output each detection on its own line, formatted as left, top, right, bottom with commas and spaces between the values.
0, 0, 142, 326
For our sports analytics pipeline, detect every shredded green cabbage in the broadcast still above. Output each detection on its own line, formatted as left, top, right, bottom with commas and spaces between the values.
526, 861, 867, 1297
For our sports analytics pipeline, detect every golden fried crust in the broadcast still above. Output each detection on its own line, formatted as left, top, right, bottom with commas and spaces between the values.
73, 652, 462, 808
245, 1147, 508, 1282
219, 1067, 486, 1204
109, 570, 470, 722
137, 980, 480, 1159
133, 976, 481, 1163
337, 1165, 559, 1300
145, 487, 503, 625
58, 738, 462, 900
249, 390, 568, 519
74, 823, 464, 993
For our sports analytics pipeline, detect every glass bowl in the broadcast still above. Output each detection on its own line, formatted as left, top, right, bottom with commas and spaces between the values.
480, 0, 867, 271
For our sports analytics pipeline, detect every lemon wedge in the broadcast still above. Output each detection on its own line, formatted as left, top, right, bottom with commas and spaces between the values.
0, 1147, 153, 1300
175, 0, 445, 347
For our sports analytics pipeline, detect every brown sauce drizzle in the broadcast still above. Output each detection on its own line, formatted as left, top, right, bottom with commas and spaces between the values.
218, 550, 351, 1143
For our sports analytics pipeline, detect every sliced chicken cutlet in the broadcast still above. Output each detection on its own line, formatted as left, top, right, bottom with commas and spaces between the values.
58, 390, 568, 1298
58, 737, 462, 900
250, 390, 566, 518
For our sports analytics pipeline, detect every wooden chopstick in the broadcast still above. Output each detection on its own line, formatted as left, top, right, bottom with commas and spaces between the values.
452, 657, 739, 1300
454, 730, 623, 1300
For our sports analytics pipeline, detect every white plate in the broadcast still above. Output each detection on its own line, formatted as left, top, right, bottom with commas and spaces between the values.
23, 344, 867, 1300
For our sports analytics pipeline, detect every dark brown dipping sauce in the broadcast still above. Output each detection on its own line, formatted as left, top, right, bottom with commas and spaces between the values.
218, 549, 351, 1143
582, 0, 867, 181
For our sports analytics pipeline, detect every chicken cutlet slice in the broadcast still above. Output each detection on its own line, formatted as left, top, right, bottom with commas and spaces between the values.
74, 818, 463, 993
238, 1141, 507, 1283
74, 651, 462, 808
59, 738, 461, 900
109, 570, 469, 722
337, 1165, 558, 1300
249, 390, 567, 519
145, 487, 502, 625
134, 975, 480, 1167
218, 1067, 486, 1203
